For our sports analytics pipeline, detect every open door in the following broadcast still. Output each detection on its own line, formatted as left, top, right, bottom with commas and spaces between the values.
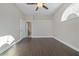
27, 22, 32, 39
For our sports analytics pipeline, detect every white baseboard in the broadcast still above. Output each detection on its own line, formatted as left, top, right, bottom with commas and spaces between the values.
52, 36, 79, 52
0, 38, 23, 54
31, 36, 53, 38
13, 36, 79, 52
2, 35, 78, 55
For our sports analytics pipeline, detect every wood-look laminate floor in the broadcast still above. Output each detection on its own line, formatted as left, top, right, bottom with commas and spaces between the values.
1, 38, 79, 56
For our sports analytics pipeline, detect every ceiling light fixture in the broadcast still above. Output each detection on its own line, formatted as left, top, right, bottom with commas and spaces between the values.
37, 0, 43, 8
37, 3, 43, 8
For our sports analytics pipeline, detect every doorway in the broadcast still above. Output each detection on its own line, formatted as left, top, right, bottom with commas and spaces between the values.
26, 22, 32, 39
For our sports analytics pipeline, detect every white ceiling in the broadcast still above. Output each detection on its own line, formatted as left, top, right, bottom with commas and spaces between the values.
16, 3, 62, 16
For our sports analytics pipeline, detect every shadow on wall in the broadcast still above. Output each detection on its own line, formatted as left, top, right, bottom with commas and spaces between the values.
55, 3, 79, 52
52, 3, 79, 52
0, 35, 15, 54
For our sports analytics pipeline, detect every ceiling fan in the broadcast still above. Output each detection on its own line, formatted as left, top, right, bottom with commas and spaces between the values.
26, 3, 48, 11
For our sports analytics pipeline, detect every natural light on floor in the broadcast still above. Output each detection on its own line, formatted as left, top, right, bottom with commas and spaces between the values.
0, 35, 15, 48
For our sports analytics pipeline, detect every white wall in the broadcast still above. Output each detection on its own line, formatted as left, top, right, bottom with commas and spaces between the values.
52, 3, 79, 51
32, 16, 53, 37
20, 17, 29, 39
20, 16, 53, 38
0, 4, 23, 41
20, 16, 32, 38
20, 19, 25, 39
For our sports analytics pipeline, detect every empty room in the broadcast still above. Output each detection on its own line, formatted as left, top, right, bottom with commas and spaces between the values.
0, 3, 79, 56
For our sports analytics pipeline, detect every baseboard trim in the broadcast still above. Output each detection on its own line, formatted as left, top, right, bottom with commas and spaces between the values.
1, 36, 78, 54
0, 39, 22, 54
13, 36, 79, 52
52, 36, 79, 52
31, 36, 53, 38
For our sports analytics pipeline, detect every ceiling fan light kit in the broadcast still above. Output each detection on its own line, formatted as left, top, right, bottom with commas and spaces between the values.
37, 3, 43, 8
26, 3, 48, 11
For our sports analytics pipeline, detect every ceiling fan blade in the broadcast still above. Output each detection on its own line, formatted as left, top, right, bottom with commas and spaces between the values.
27, 3, 37, 5
35, 7, 39, 11
43, 5, 48, 9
